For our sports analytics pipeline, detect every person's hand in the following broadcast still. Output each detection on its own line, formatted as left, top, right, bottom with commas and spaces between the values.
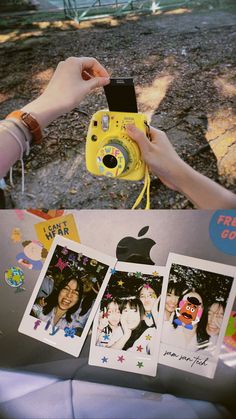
98, 310, 109, 331
40, 56, 110, 113
126, 124, 186, 191
38, 297, 47, 307
126, 124, 236, 209
22, 56, 110, 128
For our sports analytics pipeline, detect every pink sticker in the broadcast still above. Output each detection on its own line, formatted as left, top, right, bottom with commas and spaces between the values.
14, 210, 25, 220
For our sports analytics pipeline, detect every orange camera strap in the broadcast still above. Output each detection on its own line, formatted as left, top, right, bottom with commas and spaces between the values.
132, 166, 150, 210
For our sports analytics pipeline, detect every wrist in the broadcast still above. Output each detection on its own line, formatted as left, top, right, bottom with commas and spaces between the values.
21, 94, 65, 129
169, 159, 194, 194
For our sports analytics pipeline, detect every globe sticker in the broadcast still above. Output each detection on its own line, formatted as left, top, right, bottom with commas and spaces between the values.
209, 210, 236, 256
5, 266, 25, 289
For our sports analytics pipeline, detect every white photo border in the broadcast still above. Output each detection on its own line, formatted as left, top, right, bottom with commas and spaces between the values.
18, 235, 116, 357
159, 253, 236, 378
89, 261, 167, 377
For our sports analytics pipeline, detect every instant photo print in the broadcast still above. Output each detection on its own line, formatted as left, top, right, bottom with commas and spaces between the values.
89, 262, 167, 377
104, 78, 138, 113
86, 77, 149, 183
19, 236, 116, 356
159, 253, 236, 378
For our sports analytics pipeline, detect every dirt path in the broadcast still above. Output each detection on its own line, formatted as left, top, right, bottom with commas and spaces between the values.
0, 5, 235, 208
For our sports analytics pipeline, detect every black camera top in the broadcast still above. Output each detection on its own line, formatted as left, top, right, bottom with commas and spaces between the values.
104, 78, 138, 113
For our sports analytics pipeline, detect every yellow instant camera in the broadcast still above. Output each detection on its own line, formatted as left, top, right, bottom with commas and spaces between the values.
86, 110, 149, 181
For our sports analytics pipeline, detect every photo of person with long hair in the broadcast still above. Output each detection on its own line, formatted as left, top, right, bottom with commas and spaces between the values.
206, 301, 225, 340
161, 288, 205, 351
138, 282, 160, 328
90, 264, 166, 376
30, 243, 112, 337
161, 261, 234, 355
164, 281, 183, 322
96, 298, 123, 347
111, 298, 156, 354
93, 267, 164, 362
197, 300, 226, 352
31, 272, 83, 330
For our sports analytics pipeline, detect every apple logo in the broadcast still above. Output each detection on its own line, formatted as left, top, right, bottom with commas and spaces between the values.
116, 226, 156, 265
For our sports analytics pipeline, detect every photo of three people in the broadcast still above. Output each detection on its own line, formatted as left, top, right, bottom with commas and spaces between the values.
161, 263, 234, 353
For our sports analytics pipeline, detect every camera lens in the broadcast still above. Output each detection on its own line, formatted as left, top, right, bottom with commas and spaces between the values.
102, 154, 118, 168
96, 141, 130, 177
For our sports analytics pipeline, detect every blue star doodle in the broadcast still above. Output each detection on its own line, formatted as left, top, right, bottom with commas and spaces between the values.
103, 334, 110, 341
101, 356, 108, 363
110, 268, 117, 275
146, 312, 153, 319
64, 327, 76, 338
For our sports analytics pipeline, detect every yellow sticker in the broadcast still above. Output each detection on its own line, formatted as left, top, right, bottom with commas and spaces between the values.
34, 214, 80, 251
11, 227, 22, 243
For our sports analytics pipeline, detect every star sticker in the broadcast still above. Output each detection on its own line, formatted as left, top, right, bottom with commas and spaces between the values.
137, 361, 144, 369
103, 334, 110, 341
144, 283, 150, 289
55, 258, 68, 272
105, 292, 112, 299
101, 356, 108, 363
117, 355, 125, 363
103, 312, 109, 318
91, 277, 97, 283
136, 345, 143, 352
68, 253, 76, 262
151, 292, 157, 299
152, 271, 159, 277
135, 272, 142, 278
110, 268, 117, 274
117, 280, 124, 286
146, 312, 152, 319
145, 334, 152, 341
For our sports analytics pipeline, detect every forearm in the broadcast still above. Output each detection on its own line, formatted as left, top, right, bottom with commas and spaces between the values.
0, 97, 64, 178
176, 162, 236, 209
21, 95, 64, 129
0, 124, 28, 178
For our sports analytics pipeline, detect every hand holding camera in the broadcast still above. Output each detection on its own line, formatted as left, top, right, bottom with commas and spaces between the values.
86, 78, 149, 182
86, 110, 149, 181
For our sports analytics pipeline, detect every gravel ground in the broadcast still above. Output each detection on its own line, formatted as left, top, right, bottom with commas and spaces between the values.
0, 4, 235, 208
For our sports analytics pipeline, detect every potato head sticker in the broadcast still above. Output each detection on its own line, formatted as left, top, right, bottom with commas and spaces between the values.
16, 240, 48, 270
174, 292, 203, 330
